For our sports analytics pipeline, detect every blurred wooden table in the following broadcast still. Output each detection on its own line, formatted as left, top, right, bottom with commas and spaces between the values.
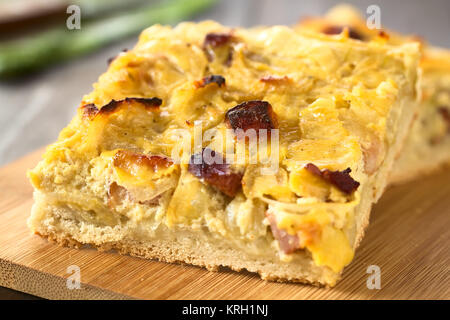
0, 0, 449, 299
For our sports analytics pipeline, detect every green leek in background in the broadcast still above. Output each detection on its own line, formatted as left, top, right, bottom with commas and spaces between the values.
0, 0, 216, 78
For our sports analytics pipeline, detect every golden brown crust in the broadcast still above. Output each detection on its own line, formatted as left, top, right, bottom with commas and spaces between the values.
34, 227, 330, 287
28, 190, 340, 287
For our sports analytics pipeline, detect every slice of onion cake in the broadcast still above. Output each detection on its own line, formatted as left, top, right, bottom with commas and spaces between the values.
28, 21, 420, 286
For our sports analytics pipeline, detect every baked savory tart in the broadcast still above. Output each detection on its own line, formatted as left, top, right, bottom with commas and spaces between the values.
28, 21, 420, 286
296, 4, 450, 184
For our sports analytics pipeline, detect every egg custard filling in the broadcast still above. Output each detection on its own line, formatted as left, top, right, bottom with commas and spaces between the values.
28, 21, 420, 286
296, 4, 450, 184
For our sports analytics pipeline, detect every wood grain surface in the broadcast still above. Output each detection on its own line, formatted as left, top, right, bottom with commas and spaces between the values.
0, 148, 448, 300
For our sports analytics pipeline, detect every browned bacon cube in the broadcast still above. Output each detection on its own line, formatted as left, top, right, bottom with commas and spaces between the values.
188, 148, 243, 197
225, 100, 278, 138
305, 163, 360, 195
322, 25, 365, 41
203, 32, 233, 48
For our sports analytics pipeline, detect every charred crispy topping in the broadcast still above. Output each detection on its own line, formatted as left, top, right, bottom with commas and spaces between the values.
81, 97, 162, 119
305, 163, 360, 194
108, 182, 129, 207
81, 103, 99, 118
203, 32, 233, 48
225, 100, 278, 137
438, 107, 450, 133
266, 212, 301, 254
194, 75, 226, 88
113, 150, 173, 173
260, 75, 291, 83
188, 148, 243, 197
378, 30, 390, 40
100, 97, 162, 115
322, 25, 365, 41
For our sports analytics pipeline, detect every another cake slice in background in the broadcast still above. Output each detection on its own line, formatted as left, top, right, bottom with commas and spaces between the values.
296, 4, 450, 184
28, 21, 420, 286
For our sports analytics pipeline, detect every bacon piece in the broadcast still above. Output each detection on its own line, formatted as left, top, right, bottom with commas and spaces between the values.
305, 163, 360, 195
378, 30, 390, 40
224, 49, 233, 67
81, 103, 99, 119
203, 32, 234, 65
266, 212, 321, 254
188, 148, 243, 197
225, 100, 278, 138
194, 75, 226, 88
203, 32, 233, 48
108, 182, 160, 208
322, 25, 365, 41
113, 150, 173, 173
266, 212, 301, 254
107, 182, 130, 207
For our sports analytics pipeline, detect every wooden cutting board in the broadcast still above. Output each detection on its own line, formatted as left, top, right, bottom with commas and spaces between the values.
0, 148, 448, 300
